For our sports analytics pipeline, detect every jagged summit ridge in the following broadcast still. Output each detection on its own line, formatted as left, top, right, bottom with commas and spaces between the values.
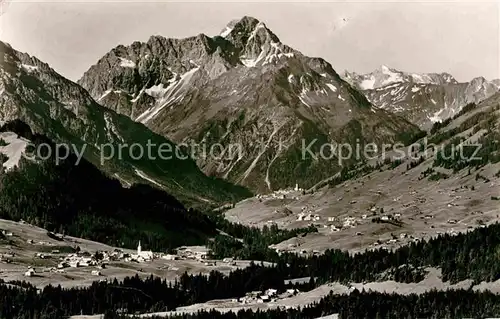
343, 66, 500, 127
78, 17, 299, 108
77, 17, 421, 193
343, 65, 459, 91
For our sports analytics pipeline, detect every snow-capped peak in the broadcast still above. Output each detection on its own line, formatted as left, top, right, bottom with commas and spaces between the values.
492, 79, 500, 89
380, 65, 391, 73
343, 66, 462, 90
224, 16, 280, 46
219, 26, 233, 38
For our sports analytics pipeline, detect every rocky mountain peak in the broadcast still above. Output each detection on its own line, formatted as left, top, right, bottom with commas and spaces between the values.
470, 76, 487, 86
220, 16, 277, 41
439, 72, 457, 84
378, 64, 392, 73
217, 16, 290, 68
492, 79, 500, 89
76, 19, 422, 193
343, 66, 462, 91
224, 16, 280, 45
347, 65, 500, 127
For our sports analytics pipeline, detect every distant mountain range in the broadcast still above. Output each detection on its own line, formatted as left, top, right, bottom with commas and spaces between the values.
78, 16, 421, 193
343, 66, 500, 128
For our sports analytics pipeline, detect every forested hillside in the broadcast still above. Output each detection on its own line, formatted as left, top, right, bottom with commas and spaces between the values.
0, 120, 218, 251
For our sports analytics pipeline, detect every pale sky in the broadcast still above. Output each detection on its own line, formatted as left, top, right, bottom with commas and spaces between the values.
0, 0, 499, 82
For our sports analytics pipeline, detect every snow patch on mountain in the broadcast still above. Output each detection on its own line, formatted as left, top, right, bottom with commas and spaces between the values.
359, 77, 376, 90
345, 66, 459, 91
20, 64, 38, 73
247, 22, 268, 42
241, 124, 282, 183
241, 47, 267, 68
299, 96, 312, 108
220, 26, 233, 38
265, 151, 281, 191
131, 87, 146, 103
380, 65, 403, 87
240, 42, 293, 68
0, 132, 29, 171
263, 42, 294, 65
97, 89, 124, 102
428, 109, 445, 123
326, 83, 337, 92
136, 67, 199, 123
410, 73, 434, 84
298, 88, 313, 108
104, 113, 124, 143
97, 89, 112, 102
145, 83, 169, 98
134, 169, 163, 187
119, 57, 136, 68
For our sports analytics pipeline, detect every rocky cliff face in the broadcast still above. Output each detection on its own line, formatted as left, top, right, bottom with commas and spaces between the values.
344, 66, 500, 128
78, 17, 422, 193
0, 41, 251, 207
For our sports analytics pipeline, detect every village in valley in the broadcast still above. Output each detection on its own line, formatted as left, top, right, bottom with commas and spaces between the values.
225, 155, 500, 254
0, 218, 322, 312
0, 218, 272, 290
2, 150, 499, 289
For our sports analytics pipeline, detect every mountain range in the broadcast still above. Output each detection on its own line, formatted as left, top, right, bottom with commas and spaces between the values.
343, 65, 500, 128
78, 16, 421, 193
1, 15, 495, 198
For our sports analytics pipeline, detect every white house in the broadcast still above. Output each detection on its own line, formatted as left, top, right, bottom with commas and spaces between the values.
265, 289, 278, 297
24, 268, 35, 277
162, 254, 178, 261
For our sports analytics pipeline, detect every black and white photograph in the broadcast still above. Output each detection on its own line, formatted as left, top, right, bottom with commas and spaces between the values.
0, 0, 499, 318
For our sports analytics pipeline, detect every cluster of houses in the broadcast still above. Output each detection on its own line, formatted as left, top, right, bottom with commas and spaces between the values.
297, 213, 320, 222
296, 203, 323, 222
238, 288, 299, 304
320, 216, 364, 233
368, 233, 412, 251
21, 242, 215, 278
175, 246, 209, 261
256, 184, 303, 201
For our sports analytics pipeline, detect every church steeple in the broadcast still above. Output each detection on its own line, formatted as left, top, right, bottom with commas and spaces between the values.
137, 241, 141, 254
